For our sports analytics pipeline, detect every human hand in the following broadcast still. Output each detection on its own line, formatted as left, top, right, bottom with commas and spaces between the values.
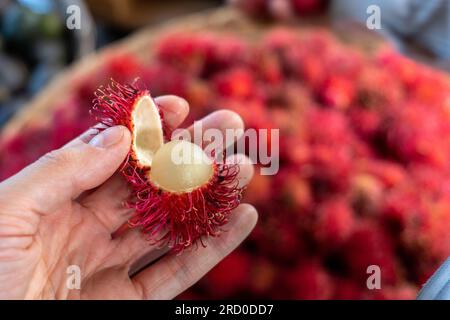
0, 96, 257, 299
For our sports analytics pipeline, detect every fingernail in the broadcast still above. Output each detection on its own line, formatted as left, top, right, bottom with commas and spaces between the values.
89, 126, 124, 148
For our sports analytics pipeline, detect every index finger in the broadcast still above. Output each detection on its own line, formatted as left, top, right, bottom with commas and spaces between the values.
65, 95, 190, 149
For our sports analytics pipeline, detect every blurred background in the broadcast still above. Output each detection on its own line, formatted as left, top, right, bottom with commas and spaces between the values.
1, 0, 450, 299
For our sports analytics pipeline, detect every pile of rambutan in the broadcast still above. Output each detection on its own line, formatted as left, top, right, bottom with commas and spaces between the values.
1, 26, 450, 299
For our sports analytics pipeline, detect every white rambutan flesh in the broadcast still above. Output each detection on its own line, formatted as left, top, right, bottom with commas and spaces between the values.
149, 140, 214, 193
131, 95, 164, 167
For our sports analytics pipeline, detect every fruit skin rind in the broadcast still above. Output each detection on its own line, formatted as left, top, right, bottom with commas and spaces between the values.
92, 79, 244, 252
127, 162, 243, 251
92, 79, 170, 169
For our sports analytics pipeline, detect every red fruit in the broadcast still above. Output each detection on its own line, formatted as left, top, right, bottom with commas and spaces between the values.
233, 0, 269, 18
274, 170, 313, 212
243, 170, 272, 206
285, 260, 333, 299
409, 70, 450, 105
103, 53, 143, 83
314, 198, 355, 246
376, 49, 419, 87
252, 49, 283, 85
250, 258, 277, 296
0, 129, 52, 180
205, 251, 251, 298
208, 37, 250, 73
141, 63, 188, 97
350, 173, 383, 216
386, 102, 450, 167
92, 80, 243, 252
4, 27, 450, 300
252, 215, 306, 263
349, 108, 382, 139
361, 159, 407, 188
403, 197, 450, 263
333, 278, 362, 300
155, 33, 214, 74
370, 285, 417, 300
382, 185, 422, 231
356, 65, 403, 108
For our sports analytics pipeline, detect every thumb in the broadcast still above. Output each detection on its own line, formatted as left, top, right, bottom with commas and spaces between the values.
1, 125, 131, 213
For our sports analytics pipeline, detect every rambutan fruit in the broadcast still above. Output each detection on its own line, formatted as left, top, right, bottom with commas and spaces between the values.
213, 67, 255, 100
319, 75, 356, 110
343, 222, 399, 285
155, 33, 214, 75
386, 102, 450, 167
314, 198, 355, 246
290, 0, 327, 15
251, 49, 283, 85
360, 159, 407, 188
284, 260, 333, 299
204, 250, 251, 298
140, 63, 189, 97
350, 173, 383, 216
370, 285, 417, 300
249, 258, 277, 296
356, 65, 403, 108
274, 170, 313, 212
243, 170, 272, 207
252, 216, 306, 263
349, 108, 382, 139
232, 0, 269, 19
92, 80, 244, 252
376, 49, 419, 87
262, 28, 300, 54
381, 185, 422, 231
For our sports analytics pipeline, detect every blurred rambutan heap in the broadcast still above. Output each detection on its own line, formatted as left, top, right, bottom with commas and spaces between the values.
1, 27, 450, 299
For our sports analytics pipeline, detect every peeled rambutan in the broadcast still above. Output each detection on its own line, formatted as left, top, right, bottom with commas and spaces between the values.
92, 79, 244, 252
343, 222, 399, 285
290, 0, 327, 15
319, 75, 356, 109
213, 67, 255, 100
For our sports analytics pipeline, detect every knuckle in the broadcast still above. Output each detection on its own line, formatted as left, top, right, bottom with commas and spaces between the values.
39, 149, 74, 167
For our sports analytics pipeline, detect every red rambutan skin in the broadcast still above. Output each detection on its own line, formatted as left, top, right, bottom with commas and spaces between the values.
213, 67, 255, 100
369, 285, 417, 300
6, 29, 450, 300
92, 80, 244, 252
386, 102, 450, 168
343, 222, 399, 286
319, 75, 356, 109
314, 198, 355, 247
290, 0, 327, 15
332, 278, 362, 300
285, 260, 333, 299
204, 251, 251, 298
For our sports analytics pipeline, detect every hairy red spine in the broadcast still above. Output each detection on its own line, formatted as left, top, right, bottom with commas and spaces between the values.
92, 79, 243, 252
